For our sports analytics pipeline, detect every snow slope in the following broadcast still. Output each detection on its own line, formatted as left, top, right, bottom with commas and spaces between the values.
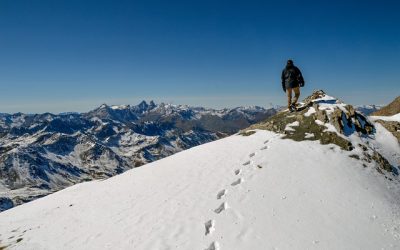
1, 129, 400, 250
370, 113, 400, 122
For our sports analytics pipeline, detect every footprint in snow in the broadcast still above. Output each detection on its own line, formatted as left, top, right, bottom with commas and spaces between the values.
243, 161, 251, 166
214, 202, 229, 214
234, 169, 241, 175
264, 140, 269, 144
217, 189, 227, 200
260, 145, 269, 150
249, 152, 256, 158
205, 241, 220, 250
204, 220, 215, 236
231, 178, 244, 186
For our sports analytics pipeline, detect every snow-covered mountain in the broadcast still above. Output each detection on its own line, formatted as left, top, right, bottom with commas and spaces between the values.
355, 104, 382, 115
0, 90, 399, 249
0, 102, 277, 211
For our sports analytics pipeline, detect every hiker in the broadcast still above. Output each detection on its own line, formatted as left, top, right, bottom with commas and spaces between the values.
281, 59, 305, 112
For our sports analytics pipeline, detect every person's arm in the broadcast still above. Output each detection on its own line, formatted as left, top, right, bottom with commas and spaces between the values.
296, 67, 305, 86
281, 70, 286, 92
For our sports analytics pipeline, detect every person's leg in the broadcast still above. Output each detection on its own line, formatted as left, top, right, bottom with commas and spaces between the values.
292, 87, 300, 106
286, 87, 293, 109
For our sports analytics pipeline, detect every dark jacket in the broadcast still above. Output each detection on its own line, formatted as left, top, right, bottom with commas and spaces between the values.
281, 65, 304, 91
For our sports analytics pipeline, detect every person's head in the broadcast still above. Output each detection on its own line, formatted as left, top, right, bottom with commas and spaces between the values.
287, 59, 294, 66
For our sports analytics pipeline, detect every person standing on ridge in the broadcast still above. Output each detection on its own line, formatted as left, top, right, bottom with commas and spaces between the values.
281, 59, 305, 112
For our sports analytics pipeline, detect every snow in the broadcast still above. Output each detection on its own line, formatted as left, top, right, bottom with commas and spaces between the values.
368, 123, 400, 167
1, 130, 400, 250
315, 119, 325, 126
110, 105, 130, 110
10, 115, 27, 128
304, 107, 316, 117
322, 121, 340, 134
288, 121, 299, 127
312, 94, 350, 116
370, 113, 400, 122
304, 132, 315, 138
314, 95, 337, 102
284, 121, 299, 131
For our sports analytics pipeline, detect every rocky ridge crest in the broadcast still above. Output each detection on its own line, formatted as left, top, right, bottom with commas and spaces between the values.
243, 90, 397, 175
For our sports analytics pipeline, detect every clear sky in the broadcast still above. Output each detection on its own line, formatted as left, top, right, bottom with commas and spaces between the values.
0, 0, 399, 113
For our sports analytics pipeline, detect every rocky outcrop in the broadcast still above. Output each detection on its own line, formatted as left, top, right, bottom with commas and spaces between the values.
329, 104, 374, 135
372, 96, 400, 116
243, 90, 396, 176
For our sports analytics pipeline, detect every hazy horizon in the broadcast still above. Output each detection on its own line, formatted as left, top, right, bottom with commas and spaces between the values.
0, 91, 394, 115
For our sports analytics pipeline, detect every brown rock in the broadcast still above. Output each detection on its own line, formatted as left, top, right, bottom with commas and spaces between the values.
330, 109, 344, 134
372, 96, 400, 116
316, 109, 329, 123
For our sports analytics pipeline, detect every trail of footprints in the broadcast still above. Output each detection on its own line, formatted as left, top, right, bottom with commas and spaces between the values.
204, 138, 271, 249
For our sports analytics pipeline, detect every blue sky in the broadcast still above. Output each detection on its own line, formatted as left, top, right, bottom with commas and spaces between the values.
0, 0, 399, 113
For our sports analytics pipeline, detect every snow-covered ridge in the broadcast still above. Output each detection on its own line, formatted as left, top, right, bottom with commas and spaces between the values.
1, 128, 399, 249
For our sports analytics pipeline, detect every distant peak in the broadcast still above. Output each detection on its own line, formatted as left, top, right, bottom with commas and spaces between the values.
138, 100, 157, 109
138, 100, 148, 107
135, 100, 157, 113
99, 103, 109, 109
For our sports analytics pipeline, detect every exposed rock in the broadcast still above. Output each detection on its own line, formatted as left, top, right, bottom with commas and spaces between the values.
349, 154, 360, 160
330, 109, 345, 134
372, 96, 400, 116
315, 109, 329, 123
239, 130, 257, 136
302, 90, 329, 105
328, 105, 374, 136
372, 151, 394, 173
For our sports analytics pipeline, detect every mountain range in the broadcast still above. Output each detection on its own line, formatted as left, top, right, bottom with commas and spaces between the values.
0, 102, 277, 211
